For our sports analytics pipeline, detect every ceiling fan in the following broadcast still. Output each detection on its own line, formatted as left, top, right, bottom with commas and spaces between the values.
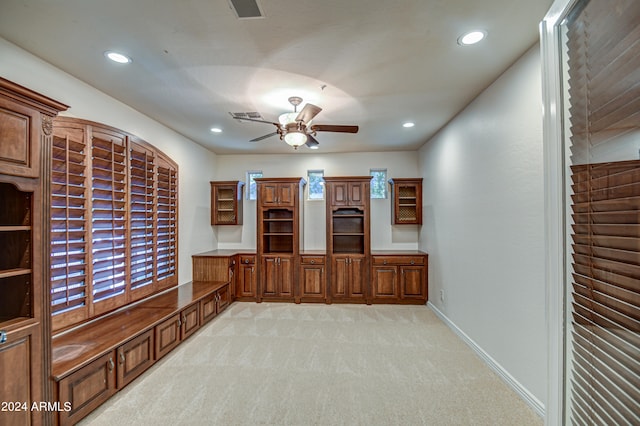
235, 96, 359, 149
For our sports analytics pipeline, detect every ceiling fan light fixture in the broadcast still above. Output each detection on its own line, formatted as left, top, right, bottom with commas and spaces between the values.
284, 131, 307, 148
278, 112, 298, 126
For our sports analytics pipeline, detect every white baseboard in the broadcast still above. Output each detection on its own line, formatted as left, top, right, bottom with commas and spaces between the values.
427, 302, 546, 418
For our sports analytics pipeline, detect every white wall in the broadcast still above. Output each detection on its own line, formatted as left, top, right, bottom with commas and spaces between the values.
418, 45, 546, 407
0, 38, 218, 283
214, 151, 420, 251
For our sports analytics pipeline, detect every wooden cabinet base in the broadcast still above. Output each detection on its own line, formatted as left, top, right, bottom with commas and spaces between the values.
57, 352, 116, 426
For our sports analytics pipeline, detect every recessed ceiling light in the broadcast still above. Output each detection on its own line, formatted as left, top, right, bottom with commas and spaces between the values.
403, 122, 415, 128
104, 51, 132, 64
458, 31, 487, 46
210, 127, 223, 133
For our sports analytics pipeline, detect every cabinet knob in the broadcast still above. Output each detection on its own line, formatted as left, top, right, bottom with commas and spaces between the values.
410, 260, 415, 265
245, 259, 249, 264
0, 330, 7, 344
383, 260, 387, 265
310, 260, 315, 264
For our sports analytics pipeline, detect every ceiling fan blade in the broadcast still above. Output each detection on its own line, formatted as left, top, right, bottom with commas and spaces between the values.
305, 134, 320, 148
310, 124, 359, 133
250, 132, 278, 142
295, 103, 322, 124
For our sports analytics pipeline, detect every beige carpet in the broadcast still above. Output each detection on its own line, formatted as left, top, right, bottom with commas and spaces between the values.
79, 303, 542, 426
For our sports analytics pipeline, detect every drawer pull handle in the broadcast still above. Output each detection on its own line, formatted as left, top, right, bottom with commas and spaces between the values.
310, 260, 315, 264
383, 260, 387, 265
410, 260, 415, 265
0, 330, 7, 344
108, 358, 115, 371
119, 352, 125, 364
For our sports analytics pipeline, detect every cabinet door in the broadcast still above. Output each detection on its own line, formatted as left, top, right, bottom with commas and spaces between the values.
300, 264, 325, 299
0, 325, 38, 426
331, 257, 349, 298
155, 314, 181, 359
277, 183, 295, 206
330, 182, 349, 206
212, 184, 239, 225
400, 266, 426, 300
261, 256, 278, 296
0, 95, 41, 178
238, 263, 256, 298
349, 256, 367, 298
259, 183, 279, 205
117, 330, 154, 389
279, 256, 294, 297
200, 293, 218, 324
372, 266, 398, 300
217, 284, 231, 312
181, 303, 200, 340
58, 351, 116, 426
348, 182, 367, 207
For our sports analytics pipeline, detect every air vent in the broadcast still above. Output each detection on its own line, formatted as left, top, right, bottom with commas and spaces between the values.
229, 111, 265, 120
227, 0, 264, 19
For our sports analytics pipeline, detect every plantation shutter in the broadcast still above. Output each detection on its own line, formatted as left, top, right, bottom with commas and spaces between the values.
90, 128, 128, 315
564, 0, 640, 424
129, 140, 156, 299
50, 122, 89, 329
156, 157, 178, 288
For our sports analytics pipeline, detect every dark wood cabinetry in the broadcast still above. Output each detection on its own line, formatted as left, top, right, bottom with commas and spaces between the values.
389, 178, 422, 225
116, 330, 154, 389
371, 253, 428, 303
211, 181, 244, 225
325, 177, 371, 303
256, 178, 305, 302
0, 78, 67, 426
237, 255, 257, 300
299, 255, 326, 302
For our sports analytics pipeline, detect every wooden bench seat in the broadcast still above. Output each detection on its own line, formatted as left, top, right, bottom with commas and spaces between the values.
52, 280, 230, 425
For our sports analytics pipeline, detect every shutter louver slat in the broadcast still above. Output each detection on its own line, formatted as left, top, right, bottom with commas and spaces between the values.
50, 127, 89, 326
129, 142, 155, 295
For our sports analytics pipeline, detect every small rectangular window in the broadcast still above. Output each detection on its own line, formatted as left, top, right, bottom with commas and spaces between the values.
307, 170, 324, 200
370, 169, 387, 199
247, 171, 263, 200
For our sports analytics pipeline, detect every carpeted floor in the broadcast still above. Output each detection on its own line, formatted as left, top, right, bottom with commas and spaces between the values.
79, 303, 542, 425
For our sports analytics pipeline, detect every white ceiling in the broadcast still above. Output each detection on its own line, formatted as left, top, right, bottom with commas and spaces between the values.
0, 0, 551, 155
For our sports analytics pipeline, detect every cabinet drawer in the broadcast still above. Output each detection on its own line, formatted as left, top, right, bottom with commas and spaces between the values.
117, 330, 154, 389
155, 314, 181, 359
239, 255, 256, 265
372, 256, 424, 266
57, 351, 116, 426
301, 256, 325, 265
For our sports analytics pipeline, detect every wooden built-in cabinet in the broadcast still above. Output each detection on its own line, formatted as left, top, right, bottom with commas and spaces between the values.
324, 177, 371, 304
371, 253, 428, 303
237, 255, 257, 301
0, 78, 67, 426
299, 255, 326, 302
389, 178, 423, 225
52, 281, 230, 425
211, 180, 244, 225
256, 178, 305, 302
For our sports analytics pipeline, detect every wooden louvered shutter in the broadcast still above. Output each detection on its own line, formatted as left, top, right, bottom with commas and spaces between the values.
129, 140, 155, 299
156, 157, 178, 289
50, 122, 89, 330
564, 0, 640, 424
90, 128, 128, 315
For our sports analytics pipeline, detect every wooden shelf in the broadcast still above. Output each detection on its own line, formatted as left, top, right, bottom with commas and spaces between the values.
0, 268, 32, 279
0, 225, 31, 231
